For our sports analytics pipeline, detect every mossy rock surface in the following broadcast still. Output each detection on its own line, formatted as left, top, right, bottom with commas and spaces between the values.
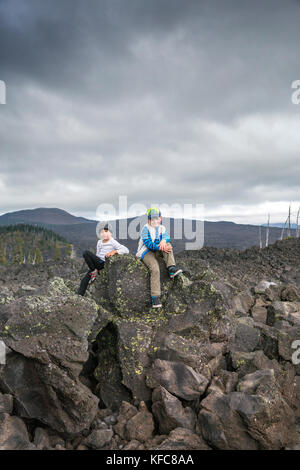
90, 254, 172, 317
0, 277, 99, 435
1, 248, 299, 448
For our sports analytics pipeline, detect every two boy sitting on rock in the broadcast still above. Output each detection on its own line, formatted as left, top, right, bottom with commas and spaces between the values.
78, 207, 182, 308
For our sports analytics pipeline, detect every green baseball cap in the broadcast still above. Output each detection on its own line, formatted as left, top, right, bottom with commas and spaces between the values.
147, 207, 161, 219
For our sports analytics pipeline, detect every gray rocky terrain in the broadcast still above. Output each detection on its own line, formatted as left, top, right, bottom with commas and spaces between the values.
0, 237, 299, 450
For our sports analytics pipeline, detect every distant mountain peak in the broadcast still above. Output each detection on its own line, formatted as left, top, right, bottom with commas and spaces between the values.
0, 207, 94, 225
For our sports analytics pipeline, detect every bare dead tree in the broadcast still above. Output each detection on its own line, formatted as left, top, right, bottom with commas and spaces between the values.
259, 225, 262, 249
296, 207, 300, 238
266, 213, 270, 247
281, 215, 289, 240
70, 244, 77, 259
288, 204, 291, 238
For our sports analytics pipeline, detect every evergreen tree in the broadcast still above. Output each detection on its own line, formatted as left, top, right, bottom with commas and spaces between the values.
65, 244, 71, 257
34, 247, 43, 264
53, 245, 61, 261
0, 242, 7, 265
12, 238, 23, 264
0, 224, 70, 265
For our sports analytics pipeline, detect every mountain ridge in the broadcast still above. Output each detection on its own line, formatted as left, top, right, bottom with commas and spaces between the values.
0, 207, 93, 226
0, 207, 297, 254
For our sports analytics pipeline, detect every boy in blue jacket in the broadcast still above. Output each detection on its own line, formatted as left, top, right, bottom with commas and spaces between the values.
136, 207, 182, 308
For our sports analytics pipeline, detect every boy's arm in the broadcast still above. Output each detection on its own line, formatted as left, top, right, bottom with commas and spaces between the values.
111, 239, 129, 255
96, 240, 102, 258
142, 226, 159, 251
161, 226, 171, 243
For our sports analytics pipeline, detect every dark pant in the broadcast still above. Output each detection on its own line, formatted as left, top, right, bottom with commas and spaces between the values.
78, 250, 105, 296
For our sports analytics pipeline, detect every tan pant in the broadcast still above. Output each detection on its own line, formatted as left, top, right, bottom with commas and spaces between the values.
142, 245, 175, 296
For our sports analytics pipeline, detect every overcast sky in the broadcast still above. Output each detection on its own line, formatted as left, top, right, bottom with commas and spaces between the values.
0, 0, 300, 224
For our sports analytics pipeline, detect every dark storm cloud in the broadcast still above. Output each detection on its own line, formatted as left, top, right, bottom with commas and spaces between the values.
0, 0, 299, 224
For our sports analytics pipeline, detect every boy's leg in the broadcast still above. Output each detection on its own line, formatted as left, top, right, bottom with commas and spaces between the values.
160, 244, 176, 268
142, 251, 161, 297
161, 244, 183, 278
78, 272, 91, 296
83, 250, 105, 271
78, 252, 105, 296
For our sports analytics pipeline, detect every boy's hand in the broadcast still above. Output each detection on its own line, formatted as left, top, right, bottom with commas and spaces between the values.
159, 241, 172, 253
159, 240, 167, 250
105, 250, 118, 258
164, 243, 172, 253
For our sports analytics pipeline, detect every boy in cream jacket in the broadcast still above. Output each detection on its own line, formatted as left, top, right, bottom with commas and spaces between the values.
136, 207, 182, 308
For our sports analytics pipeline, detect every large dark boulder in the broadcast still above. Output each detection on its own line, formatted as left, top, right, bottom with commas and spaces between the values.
229, 349, 278, 378
253, 322, 279, 359
90, 254, 152, 315
146, 359, 209, 401
0, 393, 13, 414
199, 385, 296, 450
152, 386, 196, 434
152, 427, 211, 450
0, 277, 99, 436
125, 401, 155, 443
231, 317, 260, 352
231, 289, 255, 317
117, 320, 154, 403
267, 301, 300, 327
0, 413, 35, 450
278, 325, 300, 363
237, 368, 276, 394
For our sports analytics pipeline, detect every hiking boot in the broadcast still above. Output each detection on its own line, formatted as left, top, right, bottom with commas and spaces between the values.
168, 266, 183, 279
151, 296, 162, 308
89, 269, 98, 283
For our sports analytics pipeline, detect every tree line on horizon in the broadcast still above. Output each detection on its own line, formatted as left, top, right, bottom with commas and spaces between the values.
0, 224, 73, 265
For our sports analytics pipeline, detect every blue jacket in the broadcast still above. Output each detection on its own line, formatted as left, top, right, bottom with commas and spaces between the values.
136, 223, 171, 259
